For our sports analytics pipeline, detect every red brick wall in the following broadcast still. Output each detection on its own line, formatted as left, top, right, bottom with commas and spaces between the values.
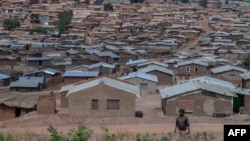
46, 76, 63, 87
1, 1, 13, 7
244, 96, 250, 112
0, 60, 13, 66
213, 70, 243, 87
63, 77, 89, 85
163, 91, 232, 116
0, 104, 15, 121
37, 95, 56, 114
148, 70, 173, 86
242, 79, 250, 89
175, 64, 209, 82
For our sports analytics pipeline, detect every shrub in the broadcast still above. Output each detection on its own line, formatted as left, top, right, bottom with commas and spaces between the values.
70, 125, 93, 141
101, 127, 116, 141
47, 125, 66, 141
104, 3, 114, 12
3, 18, 21, 31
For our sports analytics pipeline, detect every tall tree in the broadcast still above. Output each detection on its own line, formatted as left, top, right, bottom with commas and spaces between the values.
3, 18, 21, 31
241, 55, 250, 70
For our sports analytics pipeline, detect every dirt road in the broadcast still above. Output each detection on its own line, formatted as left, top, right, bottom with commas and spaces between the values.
177, 15, 213, 54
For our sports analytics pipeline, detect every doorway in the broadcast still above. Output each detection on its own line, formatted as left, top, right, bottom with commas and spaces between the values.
15, 108, 21, 117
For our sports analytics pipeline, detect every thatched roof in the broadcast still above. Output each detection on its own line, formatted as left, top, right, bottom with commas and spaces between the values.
0, 93, 39, 109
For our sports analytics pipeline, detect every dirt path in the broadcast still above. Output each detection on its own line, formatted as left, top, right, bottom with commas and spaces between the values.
177, 15, 213, 54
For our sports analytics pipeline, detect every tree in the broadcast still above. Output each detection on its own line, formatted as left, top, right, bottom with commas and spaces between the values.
104, 3, 114, 12
182, 0, 189, 3
130, 0, 144, 3
241, 55, 250, 70
56, 10, 73, 33
225, 0, 228, 4
3, 18, 21, 31
199, 0, 208, 8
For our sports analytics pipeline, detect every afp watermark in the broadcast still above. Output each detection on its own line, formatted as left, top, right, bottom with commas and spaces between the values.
224, 125, 250, 141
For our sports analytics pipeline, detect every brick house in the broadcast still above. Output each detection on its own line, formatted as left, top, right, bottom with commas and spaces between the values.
73, 62, 117, 75
37, 93, 56, 115
93, 51, 120, 64
59, 77, 140, 118
119, 72, 158, 94
240, 71, 250, 89
9, 77, 46, 92
0, 93, 37, 121
25, 57, 50, 67
0, 73, 11, 87
211, 65, 248, 87
137, 61, 169, 70
160, 80, 238, 116
174, 60, 210, 83
0, 0, 26, 7
63, 70, 100, 84
138, 65, 174, 86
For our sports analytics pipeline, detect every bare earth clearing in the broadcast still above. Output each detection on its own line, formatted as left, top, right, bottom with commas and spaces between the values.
0, 95, 250, 141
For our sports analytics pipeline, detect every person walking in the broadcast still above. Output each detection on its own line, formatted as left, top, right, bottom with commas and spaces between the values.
174, 109, 190, 141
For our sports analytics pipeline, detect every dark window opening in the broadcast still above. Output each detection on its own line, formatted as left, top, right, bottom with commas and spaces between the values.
15, 108, 21, 117
194, 67, 198, 72
92, 99, 99, 109
107, 100, 120, 110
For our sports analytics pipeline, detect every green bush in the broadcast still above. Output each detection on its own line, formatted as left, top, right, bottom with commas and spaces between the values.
101, 127, 116, 141
104, 3, 114, 12
47, 125, 66, 141
3, 18, 21, 31
70, 125, 93, 141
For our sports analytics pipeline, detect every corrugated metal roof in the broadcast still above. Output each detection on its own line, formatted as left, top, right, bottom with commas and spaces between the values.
63, 70, 99, 77
176, 59, 209, 67
190, 76, 236, 89
211, 65, 248, 74
25, 57, 50, 61
119, 72, 158, 83
19, 77, 44, 84
9, 82, 39, 88
240, 71, 250, 80
66, 77, 140, 97
160, 80, 237, 99
138, 65, 174, 75
137, 61, 168, 68
88, 62, 115, 69
59, 84, 74, 93
126, 59, 148, 66
38, 68, 60, 75
0, 73, 10, 80
160, 81, 198, 99
94, 51, 120, 58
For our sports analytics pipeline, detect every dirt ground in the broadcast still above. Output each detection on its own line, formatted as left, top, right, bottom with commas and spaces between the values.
0, 94, 250, 141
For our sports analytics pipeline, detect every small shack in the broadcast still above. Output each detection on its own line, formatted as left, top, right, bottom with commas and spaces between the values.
0, 92, 37, 121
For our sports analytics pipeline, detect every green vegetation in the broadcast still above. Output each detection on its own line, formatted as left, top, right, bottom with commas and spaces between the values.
187, 132, 215, 141
199, 0, 208, 8
225, 0, 228, 4
29, 27, 55, 34
104, 3, 114, 12
56, 10, 73, 33
3, 17, 21, 31
0, 126, 215, 141
240, 55, 250, 70
182, 0, 189, 3
130, 0, 144, 4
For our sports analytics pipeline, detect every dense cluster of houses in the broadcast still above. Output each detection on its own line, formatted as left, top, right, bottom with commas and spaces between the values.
1, 1, 250, 121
